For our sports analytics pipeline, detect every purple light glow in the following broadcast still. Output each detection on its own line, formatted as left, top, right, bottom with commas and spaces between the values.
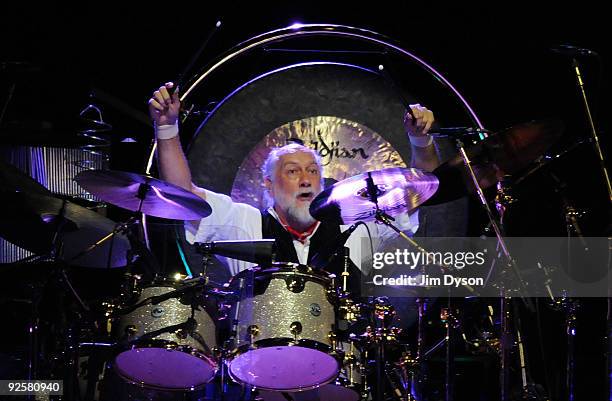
289, 22, 304, 29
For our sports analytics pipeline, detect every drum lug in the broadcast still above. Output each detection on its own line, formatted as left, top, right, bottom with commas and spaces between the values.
175, 328, 188, 340
328, 330, 338, 348
290, 321, 303, 337
124, 325, 137, 337
286, 276, 305, 292
247, 324, 260, 339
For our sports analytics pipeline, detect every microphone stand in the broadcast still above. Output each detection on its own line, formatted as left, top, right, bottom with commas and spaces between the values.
571, 58, 612, 204
570, 56, 612, 401
453, 135, 539, 400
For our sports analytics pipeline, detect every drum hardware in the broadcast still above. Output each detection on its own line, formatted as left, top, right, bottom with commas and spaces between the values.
389, 349, 419, 401
513, 138, 588, 187
311, 169, 479, 296
361, 297, 398, 401
309, 224, 361, 271
73, 168, 213, 276
424, 120, 564, 206
0, 191, 98, 399
247, 324, 261, 339
430, 126, 492, 140
494, 176, 517, 222
310, 168, 439, 226
441, 303, 460, 401
75, 102, 112, 171
548, 171, 586, 401
0, 190, 131, 269
65, 215, 145, 271
336, 247, 365, 328
493, 175, 542, 401
112, 275, 209, 318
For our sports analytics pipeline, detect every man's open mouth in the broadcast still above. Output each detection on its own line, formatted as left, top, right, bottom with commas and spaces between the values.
297, 192, 314, 201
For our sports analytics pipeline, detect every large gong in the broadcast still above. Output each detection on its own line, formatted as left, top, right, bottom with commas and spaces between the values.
187, 62, 413, 203
174, 25, 478, 282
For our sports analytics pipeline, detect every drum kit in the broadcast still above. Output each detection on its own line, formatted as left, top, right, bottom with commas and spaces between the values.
1, 118, 600, 401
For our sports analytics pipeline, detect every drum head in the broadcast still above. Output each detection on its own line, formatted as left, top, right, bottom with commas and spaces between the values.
228, 346, 339, 391
115, 348, 216, 390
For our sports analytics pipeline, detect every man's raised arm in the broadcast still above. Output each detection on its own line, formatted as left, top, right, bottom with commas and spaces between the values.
148, 82, 199, 195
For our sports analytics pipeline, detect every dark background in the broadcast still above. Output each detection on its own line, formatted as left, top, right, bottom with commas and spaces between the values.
2, 2, 610, 400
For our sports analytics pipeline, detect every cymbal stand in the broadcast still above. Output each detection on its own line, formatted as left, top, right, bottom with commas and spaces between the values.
441, 301, 459, 401
550, 173, 586, 401
361, 172, 478, 296
66, 217, 134, 267
33, 200, 91, 400
390, 349, 419, 401
495, 179, 548, 401
67, 185, 161, 276
455, 141, 531, 304
369, 297, 396, 401
413, 297, 429, 400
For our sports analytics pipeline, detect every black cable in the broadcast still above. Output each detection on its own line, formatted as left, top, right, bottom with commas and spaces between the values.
356, 220, 375, 266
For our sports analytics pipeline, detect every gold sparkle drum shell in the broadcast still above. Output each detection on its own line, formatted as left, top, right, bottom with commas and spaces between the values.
112, 278, 218, 390
227, 264, 340, 392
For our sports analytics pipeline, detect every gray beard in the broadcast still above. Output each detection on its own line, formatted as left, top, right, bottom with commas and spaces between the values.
285, 203, 316, 230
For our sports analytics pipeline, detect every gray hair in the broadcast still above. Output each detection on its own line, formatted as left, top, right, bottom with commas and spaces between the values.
262, 143, 323, 180
261, 143, 324, 208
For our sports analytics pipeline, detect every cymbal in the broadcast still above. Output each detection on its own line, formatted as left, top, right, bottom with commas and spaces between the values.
310, 167, 439, 225
424, 120, 564, 205
0, 191, 130, 268
0, 160, 51, 195
75, 170, 212, 220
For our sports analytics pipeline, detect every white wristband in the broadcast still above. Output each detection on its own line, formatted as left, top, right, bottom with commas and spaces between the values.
409, 134, 433, 148
155, 123, 179, 140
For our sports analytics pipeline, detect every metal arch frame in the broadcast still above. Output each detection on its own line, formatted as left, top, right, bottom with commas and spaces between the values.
180, 23, 484, 129
185, 60, 380, 153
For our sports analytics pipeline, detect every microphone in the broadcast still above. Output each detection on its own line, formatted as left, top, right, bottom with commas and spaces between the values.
550, 44, 599, 57
195, 239, 276, 265
310, 223, 360, 269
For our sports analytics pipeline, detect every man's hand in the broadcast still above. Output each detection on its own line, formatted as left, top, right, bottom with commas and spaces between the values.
403, 103, 434, 137
148, 82, 180, 126
405, 104, 439, 171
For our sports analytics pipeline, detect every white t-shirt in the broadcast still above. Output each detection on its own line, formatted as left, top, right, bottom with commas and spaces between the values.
186, 187, 419, 276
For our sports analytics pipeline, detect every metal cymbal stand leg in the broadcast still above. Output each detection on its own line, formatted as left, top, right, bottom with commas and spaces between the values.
495, 179, 551, 401
441, 299, 456, 401
369, 297, 390, 401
